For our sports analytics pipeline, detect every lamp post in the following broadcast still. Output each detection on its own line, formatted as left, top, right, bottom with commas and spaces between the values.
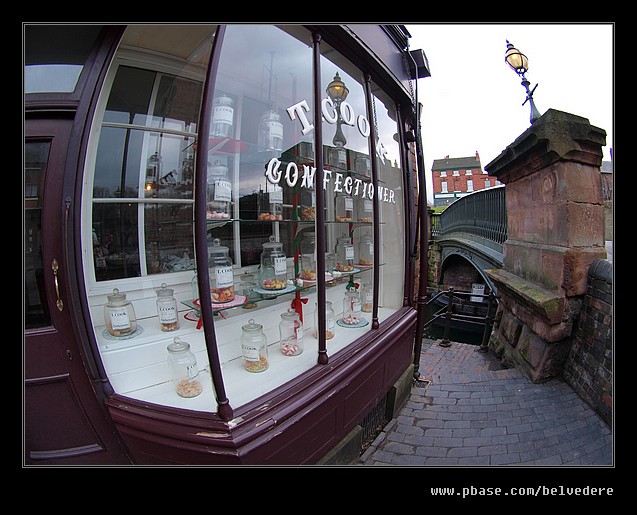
326, 72, 349, 147
505, 40, 541, 124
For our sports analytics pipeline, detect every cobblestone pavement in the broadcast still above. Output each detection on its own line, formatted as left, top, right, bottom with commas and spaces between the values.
358, 340, 613, 466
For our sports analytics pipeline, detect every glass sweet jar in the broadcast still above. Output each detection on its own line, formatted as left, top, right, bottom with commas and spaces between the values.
241, 319, 269, 372
167, 337, 202, 398
342, 284, 363, 325
260, 236, 287, 290
208, 238, 235, 304
335, 235, 354, 272
361, 280, 373, 313
258, 110, 284, 152
335, 193, 354, 222
258, 186, 283, 221
356, 195, 373, 223
279, 309, 304, 356
206, 160, 232, 220
357, 234, 374, 267
211, 94, 234, 138
299, 231, 316, 281
156, 282, 180, 331
104, 288, 137, 337
314, 300, 335, 340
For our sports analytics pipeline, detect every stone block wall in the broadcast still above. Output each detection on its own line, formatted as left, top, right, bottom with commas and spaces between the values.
484, 109, 608, 382
563, 259, 612, 427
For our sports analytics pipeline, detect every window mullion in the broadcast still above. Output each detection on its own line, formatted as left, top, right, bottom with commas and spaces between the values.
363, 73, 380, 330
193, 24, 233, 421
312, 31, 328, 366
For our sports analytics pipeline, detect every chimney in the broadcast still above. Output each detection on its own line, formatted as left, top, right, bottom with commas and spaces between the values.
475, 151, 480, 161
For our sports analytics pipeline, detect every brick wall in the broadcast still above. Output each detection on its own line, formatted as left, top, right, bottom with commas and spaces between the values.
563, 259, 612, 427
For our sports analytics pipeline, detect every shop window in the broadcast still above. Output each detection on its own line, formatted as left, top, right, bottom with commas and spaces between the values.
82, 24, 409, 412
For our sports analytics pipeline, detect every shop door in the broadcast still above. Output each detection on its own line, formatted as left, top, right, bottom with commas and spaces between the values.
24, 119, 131, 465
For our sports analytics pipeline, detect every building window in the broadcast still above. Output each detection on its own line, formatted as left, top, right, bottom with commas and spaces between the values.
452, 170, 459, 176
467, 179, 473, 192
440, 171, 446, 177
82, 24, 410, 412
465, 169, 472, 175
441, 181, 448, 193
485, 179, 491, 188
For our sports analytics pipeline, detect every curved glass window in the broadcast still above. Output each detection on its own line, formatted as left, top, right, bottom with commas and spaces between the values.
83, 24, 410, 412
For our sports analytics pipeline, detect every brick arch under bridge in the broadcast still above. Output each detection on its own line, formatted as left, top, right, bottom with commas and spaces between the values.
436, 239, 502, 294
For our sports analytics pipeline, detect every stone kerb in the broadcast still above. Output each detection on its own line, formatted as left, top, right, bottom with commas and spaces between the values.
484, 109, 607, 382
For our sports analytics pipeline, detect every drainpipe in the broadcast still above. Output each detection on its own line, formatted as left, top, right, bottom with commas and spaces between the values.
412, 100, 429, 379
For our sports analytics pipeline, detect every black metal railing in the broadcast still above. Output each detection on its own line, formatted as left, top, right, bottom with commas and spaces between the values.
432, 185, 507, 246
423, 287, 498, 352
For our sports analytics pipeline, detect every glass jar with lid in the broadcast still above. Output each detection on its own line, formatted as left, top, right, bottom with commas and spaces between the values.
241, 319, 269, 372
211, 94, 234, 138
207, 160, 232, 220
258, 110, 284, 152
361, 280, 373, 313
156, 282, 180, 331
260, 236, 287, 290
167, 337, 202, 398
342, 284, 362, 325
357, 234, 374, 267
314, 301, 335, 340
325, 252, 336, 275
299, 231, 316, 281
335, 235, 354, 272
356, 195, 373, 223
104, 288, 137, 337
279, 308, 304, 356
335, 193, 354, 222
208, 238, 234, 304
258, 186, 283, 220
300, 187, 316, 221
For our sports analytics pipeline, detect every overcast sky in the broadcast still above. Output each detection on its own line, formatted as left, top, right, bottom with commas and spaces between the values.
405, 23, 614, 203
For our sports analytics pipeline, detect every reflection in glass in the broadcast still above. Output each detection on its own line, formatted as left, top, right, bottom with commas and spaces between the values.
90, 25, 214, 281
24, 142, 52, 328
209, 25, 314, 266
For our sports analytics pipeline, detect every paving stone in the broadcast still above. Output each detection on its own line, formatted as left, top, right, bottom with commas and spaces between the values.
358, 340, 612, 468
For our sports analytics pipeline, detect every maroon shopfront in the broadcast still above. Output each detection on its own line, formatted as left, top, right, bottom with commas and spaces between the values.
24, 24, 430, 465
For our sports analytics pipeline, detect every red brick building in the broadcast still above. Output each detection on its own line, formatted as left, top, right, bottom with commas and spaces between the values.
431, 151, 500, 207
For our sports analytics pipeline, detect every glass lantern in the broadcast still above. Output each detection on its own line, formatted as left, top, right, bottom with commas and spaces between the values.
260, 236, 287, 290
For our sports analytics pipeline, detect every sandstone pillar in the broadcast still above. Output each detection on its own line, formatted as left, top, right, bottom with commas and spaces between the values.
484, 109, 607, 382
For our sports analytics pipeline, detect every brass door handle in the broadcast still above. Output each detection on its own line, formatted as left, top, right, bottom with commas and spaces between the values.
51, 259, 64, 312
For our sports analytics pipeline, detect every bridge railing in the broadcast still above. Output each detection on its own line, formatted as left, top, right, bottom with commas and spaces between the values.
432, 185, 507, 245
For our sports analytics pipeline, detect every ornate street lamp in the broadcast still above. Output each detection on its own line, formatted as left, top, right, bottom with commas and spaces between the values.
505, 40, 541, 124
326, 72, 349, 147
